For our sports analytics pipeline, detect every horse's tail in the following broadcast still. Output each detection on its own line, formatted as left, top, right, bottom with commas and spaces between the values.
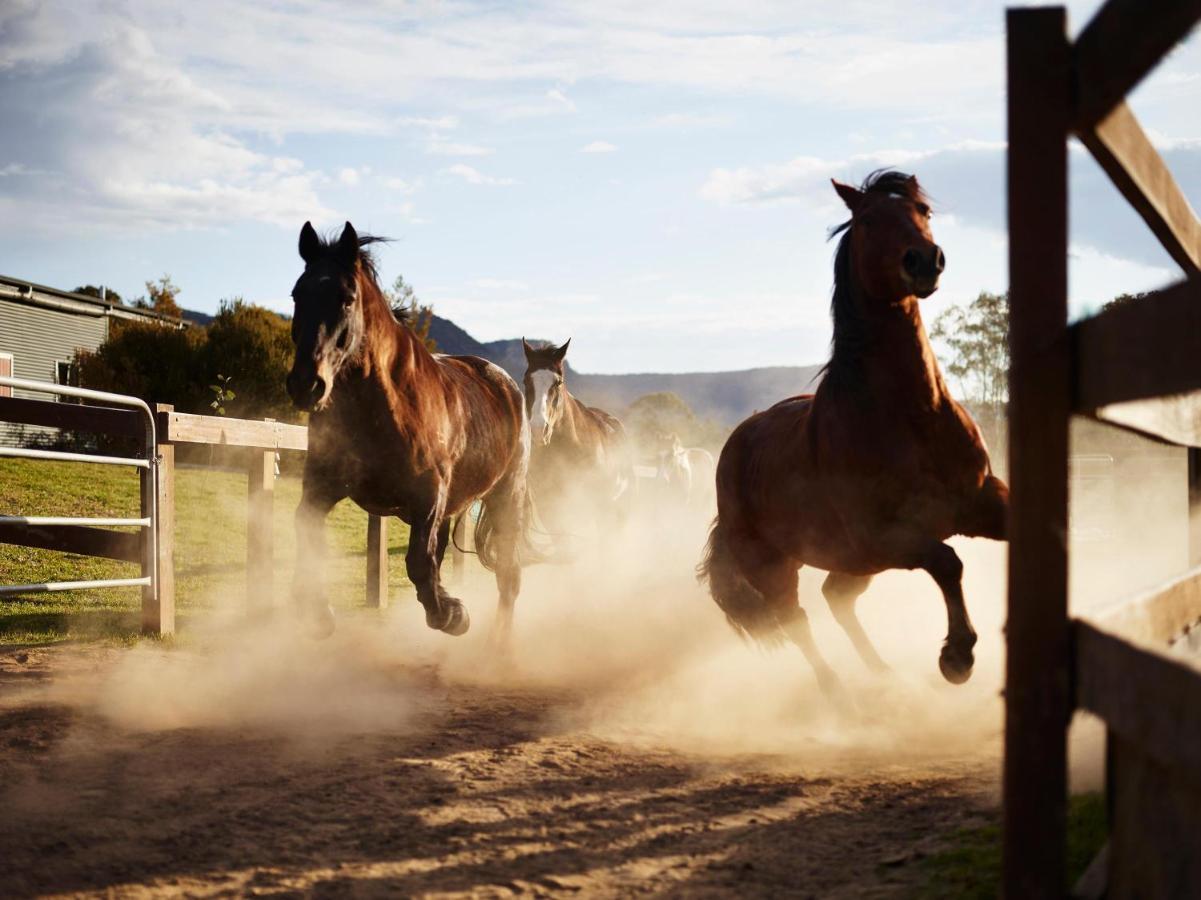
474, 484, 548, 571
697, 518, 783, 644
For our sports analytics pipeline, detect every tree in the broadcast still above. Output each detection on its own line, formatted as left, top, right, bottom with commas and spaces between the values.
930, 291, 1009, 409
202, 298, 295, 420
73, 320, 205, 411
625, 392, 725, 456
385, 274, 437, 351
133, 274, 183, 319
73, 284, 123, 304
74, 299, 300, 422
1102, 291, 1150, 312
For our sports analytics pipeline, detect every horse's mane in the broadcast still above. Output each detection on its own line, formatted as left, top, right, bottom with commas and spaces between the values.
822, 169, 928, 386
309, 229, 415, 320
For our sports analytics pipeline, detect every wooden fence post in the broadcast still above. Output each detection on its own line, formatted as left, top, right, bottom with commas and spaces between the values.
146, 403, 176, 635
1189, 448, 1201, 566
366, 514, 388, 608
247, 422, 276, 609
1003, 8, 1072, 897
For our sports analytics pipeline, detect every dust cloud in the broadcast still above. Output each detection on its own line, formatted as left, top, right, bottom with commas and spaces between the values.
27, 426, 1190, 783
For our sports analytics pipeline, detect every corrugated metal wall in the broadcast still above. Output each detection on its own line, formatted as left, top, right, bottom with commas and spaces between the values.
0, 300, 108, 446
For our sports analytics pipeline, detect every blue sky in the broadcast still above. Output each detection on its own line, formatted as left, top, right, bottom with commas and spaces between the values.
1, 1, 1198, 373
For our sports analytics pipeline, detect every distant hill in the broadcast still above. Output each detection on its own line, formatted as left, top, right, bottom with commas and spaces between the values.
429, 314, 823, 426
181, 307, 822, 427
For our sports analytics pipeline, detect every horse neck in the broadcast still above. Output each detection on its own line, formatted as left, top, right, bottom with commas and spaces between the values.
826, 290, 949, 410
551, 383, 585, 445
345, 271, 432, 395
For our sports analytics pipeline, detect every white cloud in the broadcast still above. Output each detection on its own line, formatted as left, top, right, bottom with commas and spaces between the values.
381, 176, 422, 194
472, 277, 529, 290
442, 164, 516, 186
546, 88, 576, 111
0, 8, 333, 233
0, 163, 27, 176
426, 139, 494, 157
337, 167, 361, 186
397, 115, 460, 130
580, 140, 617, 153
651, 112, 731, 129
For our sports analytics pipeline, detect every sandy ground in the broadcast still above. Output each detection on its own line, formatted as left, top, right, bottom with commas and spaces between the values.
0, 509, 1034, 899
0, 633, 1000, 900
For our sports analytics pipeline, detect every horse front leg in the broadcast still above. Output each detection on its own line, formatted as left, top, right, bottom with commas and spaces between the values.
916, 542, 976, 684
294, 482, 344, 638
408, 485, 470, 637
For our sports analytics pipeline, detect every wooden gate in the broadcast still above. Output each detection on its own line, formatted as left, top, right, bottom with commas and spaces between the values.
1005, 2, 1201, 896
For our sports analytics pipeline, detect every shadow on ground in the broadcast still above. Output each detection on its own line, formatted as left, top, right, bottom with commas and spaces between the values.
0, 646, 996, 898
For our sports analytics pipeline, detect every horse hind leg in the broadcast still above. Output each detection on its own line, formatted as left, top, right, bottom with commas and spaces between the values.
477, 481, 523, 647
747, 557, 846, 702
822, 572, 889, 674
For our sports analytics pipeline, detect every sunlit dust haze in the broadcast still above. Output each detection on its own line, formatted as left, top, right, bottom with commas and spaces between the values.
3, 427, 1188, 790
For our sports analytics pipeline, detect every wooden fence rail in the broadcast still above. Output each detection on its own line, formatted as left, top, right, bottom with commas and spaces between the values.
0, 397, 462, 633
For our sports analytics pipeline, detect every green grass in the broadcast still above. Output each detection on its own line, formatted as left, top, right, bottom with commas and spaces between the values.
915, 792, 1108, 898
0, 457, 418, 644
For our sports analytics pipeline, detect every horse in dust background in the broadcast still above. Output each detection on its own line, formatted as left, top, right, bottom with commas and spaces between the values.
700, 170, 1009, 696
522, 338, 635, 544
286, 221, 538, 644
655, 432, 716, 509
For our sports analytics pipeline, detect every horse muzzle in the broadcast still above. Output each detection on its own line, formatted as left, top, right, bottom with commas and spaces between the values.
903, 245, 945, 298
286, 370, 328, 411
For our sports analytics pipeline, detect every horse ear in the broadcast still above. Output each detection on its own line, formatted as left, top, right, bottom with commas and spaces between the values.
553, 338, 571, 362
299, 221, 321, 263
831, 179, 863, 213
335, 221, 359, 267
522, 337, 535, 362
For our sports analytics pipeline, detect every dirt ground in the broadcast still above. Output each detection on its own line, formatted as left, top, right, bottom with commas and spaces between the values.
0, 635, 999, 899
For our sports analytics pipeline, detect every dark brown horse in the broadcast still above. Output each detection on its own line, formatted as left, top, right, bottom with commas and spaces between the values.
521, 339, 634, 539
699, 171, 1008, 695
287, 221, 534, 642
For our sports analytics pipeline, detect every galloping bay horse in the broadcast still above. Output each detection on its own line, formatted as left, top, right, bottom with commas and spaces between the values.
522, 339, 634, 540
699, 171, 1008, 694
287, 221, 535, 642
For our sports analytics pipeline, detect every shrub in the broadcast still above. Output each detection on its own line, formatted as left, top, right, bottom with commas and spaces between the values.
73, 320, 205, 412
202, 299, 295, 421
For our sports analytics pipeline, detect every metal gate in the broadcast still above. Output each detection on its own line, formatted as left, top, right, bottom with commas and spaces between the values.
0, 376, 159, 620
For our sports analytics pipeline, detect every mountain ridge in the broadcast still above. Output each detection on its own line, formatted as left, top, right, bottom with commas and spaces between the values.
427, 314, 823, 426
178, 306, 823, 427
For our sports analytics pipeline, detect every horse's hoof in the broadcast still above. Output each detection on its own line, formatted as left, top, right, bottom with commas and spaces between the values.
441, 601, 470, 637
939, 643, 974, 685
307, 605, 337, 640
427, 599, 470, 636
816, 667, 849, 704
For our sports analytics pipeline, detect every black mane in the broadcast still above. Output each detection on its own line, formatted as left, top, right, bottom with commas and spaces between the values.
823, 170, 928, 385
310, 229, 391, 284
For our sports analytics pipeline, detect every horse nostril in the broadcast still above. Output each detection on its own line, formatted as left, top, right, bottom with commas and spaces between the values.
311, 376, 326, 401
933, 246, 946, 273
903, 249, 922, 276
